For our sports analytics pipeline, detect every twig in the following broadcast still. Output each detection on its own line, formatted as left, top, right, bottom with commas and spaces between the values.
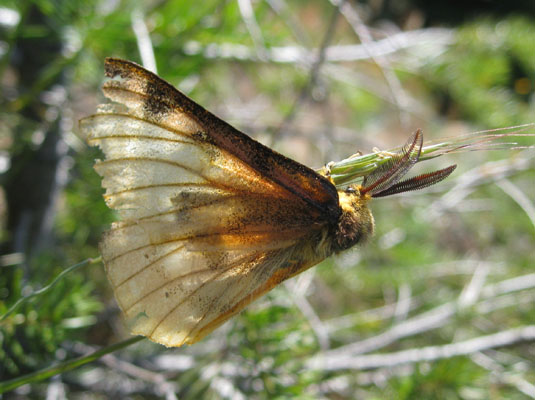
201, 363, 247, 400
182, 28, 453, 63
424, 153, 535, 219
393, 283, 411, 323
330, 0, 410, 127
475, 289, 535, 314
323, 261, 500, 334
68, 342, 178, 398
309, 272, 535, 360
131, 9, 157, 73
481, 273, 535, 298
0, 257, 101, 322
0, 336, 145, 393
323, 63, 421, 115
270, 0, 344, 145
325, 296, 421, 333
471, 352, 535, 399
237, 0, 268, 60
284, 270, 331, 350
506, 376, 535, 399
458, 262, 489, 308
356, 365, 415, 387
266, 0, 311, 47
289, 285, 331, 350
428, 259, 505, 278
152, 354, 195, 371
307, 325, 535, 371
323, 303, 455, 358
0, 252, 24, 266
46, 375, 66, 400
495, 178, 535, 234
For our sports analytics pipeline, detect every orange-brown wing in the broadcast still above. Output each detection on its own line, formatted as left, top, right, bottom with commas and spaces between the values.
80, 59, 337, 346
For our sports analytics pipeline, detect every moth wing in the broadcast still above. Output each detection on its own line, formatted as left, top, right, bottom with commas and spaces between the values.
100, 232, 317, 346
81, 59, 335, 346
99, 58, 340, 219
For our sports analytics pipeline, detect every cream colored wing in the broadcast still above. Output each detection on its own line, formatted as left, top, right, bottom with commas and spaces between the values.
100, 233, 311, 347
80, 67, 331, 347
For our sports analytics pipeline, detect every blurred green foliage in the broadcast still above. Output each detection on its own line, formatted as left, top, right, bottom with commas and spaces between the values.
425, 17, 535, 128
1, 0, 534, 398
0, 255, 102, 378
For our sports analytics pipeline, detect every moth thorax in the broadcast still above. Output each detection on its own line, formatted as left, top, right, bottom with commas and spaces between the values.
333, 189, 374, 252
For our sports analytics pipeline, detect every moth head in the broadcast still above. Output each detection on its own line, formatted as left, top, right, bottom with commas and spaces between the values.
333, 130, 456, 252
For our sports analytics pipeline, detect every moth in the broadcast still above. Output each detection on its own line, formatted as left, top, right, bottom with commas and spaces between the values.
81, 58, 456, 347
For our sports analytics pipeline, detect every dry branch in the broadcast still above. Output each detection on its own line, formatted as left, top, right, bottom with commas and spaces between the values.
308, 273, 535, 366
182, 28, 453, 63
307, 326, 535, 371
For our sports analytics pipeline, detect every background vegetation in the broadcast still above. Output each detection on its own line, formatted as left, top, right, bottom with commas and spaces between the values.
1, 0, 534, 398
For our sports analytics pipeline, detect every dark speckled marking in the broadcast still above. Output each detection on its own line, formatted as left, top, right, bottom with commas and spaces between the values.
143, 80, 172, 120
192, 130, 213, 144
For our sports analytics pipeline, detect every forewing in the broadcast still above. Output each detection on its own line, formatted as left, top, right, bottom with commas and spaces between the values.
101, 57, 340, 219
81, 59, 335, 346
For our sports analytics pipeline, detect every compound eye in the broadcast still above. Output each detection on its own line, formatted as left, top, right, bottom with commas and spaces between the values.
345, 186, 356, 194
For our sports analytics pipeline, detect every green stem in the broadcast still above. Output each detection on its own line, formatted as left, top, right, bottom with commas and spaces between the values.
0, 257, 102, 322
321, 125, 535, 187
0, 336, 145, 393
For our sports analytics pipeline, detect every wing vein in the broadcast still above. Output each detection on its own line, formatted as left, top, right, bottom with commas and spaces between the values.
105, 227, 302, 265
187, 250, 292, 342
99, 156, 249, 193
181, 260, 253, 341
98, 157, 204, 176
147, 252, 264, 338
98, 157, 269, 200
113, 244, 186, 288
106, 190, 304, 228
103, 182, 219, 198
85, 112, 195, 140
89, 133, 194, 145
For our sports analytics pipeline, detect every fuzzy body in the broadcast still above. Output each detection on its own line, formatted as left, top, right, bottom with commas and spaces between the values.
333, 188, 374, 251
305, 187, 374, 263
